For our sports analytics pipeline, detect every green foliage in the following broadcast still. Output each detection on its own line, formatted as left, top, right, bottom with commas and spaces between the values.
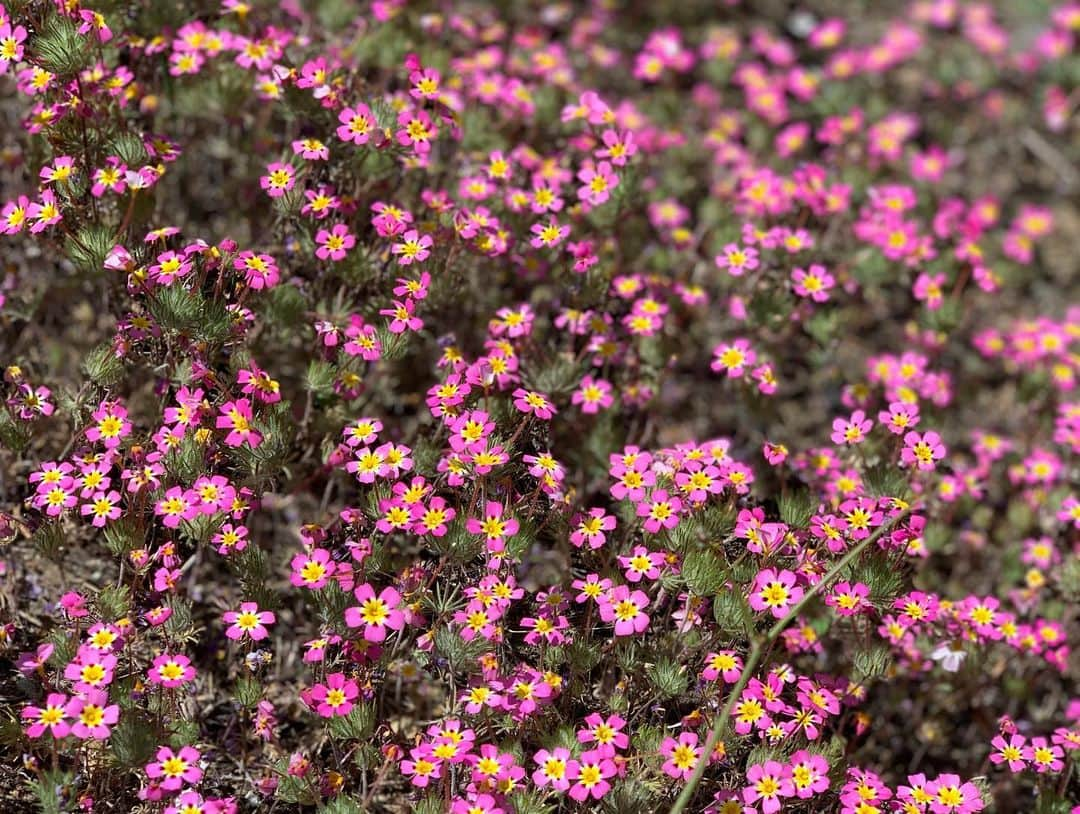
66, 225, 115, 274
109, 714, 159, 768
82, 342, 125, 386
327, 703, 375, 741
778, 488, 817, 528
235, 676, 263, 708
681, 547, 728, 595
646, 656, 690, 698
95, 584, 130, 619
34, 15, 86, 75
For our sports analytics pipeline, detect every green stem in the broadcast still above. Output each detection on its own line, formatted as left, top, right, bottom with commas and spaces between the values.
668, 508, 912, 814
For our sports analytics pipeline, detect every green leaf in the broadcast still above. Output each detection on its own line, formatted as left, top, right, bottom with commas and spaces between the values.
327, 703, 374, 741
778, 489, 816, 528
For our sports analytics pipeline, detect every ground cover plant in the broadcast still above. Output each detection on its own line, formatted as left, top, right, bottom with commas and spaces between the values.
0, 0, 1078, 811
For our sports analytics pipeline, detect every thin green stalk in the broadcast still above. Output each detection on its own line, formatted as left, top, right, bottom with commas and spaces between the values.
668, 507, 912, 814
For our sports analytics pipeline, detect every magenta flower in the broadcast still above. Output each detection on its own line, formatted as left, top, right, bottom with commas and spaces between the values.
598, 585, 650, 636
401, 744, 442, 787
902, 430, 946, 470
989, 734, 1027, 772
466, 501, 520, 553
924, 773, 986, 812
568, 748, 616, 801
512, 388, 556, 420
743, 760, 795, 814
703, 650, 744, 683
831, 410, 873, 445
392, 229, 433, 265
345, 584, 405, 641
224, 602, 275, 641
149, 653, 195, 688
711, 338, 756, 378
315, 223, 355, 261
22, 693, 71, 739
788, 750, 830, 798
577, 712, 629, 756
749, 568, 804, 618
715, 242, 759, 276
792, 264, 835, 302
577, 160, 619, 205
380, 299, 424, 333
260, 162, 295, 198
636, 489, 682, 533
291, 548, 336, 589
660, 731, 701, 780
309, 672, 359, 718
145, 745, 203, 791
86, 401, 131, 449
570, 508, 616, 549
336, 103, 375, 144
81, 489, 122, 527
571, 375, 614, 414
216, 398, 262, 447
234, 251, 280, 290
532, 747, 575, 791
66, 690, 119, 740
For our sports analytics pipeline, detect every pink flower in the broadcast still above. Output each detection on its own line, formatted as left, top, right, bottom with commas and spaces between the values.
902, 431, 946, 471
832, 409, 873, 445
571, 375, 614, 414
744, 760, 795, 814
711, 338, 756, 378
749, 568, 804, 618
154, 486, 196, 529
291, 548, 336, 589
380, 299, 424, 333
81, 490, 122, 527
216, 399, 262, 447
308, 672, 359, 718
577, 713, 629, 756
570, 508, 616, 549
146, 745, 203, 790
568, 748, 616, 801
924, 773, 985, 812
788, 750, 830, 798
260, 162, 295, 198
66, 690, 119, 739
914, 272, 947, 310
224, 602, 275, 641
315, 223, 355, 261
391, 229, 433, 265
577, 161, 619, 205
1024, 737, 1065, 773
401, 744, 442, 787
0, 23, 29, 70
345, 584, 405, 641
466, 502, 520, 554
22, 693, 71, 739
149, 654, 195, 688
989, 734, 1027, 772
792, 264, 835, 302
337, 104, 375, 145
703, 650, 743, 683
234, 251, 280, 290
879, 401, 920, 434
660, 731, 701, 781
598, 585, 650, 636
532, 747, 575, 791
512, 388, 556, 420
637, 489, 682, 533
86, 401, 132, 449
715, 243, 759, 276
